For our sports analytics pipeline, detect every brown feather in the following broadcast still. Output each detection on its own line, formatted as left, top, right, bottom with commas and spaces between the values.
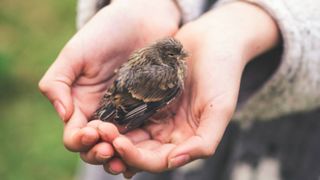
92, 37, 188, 133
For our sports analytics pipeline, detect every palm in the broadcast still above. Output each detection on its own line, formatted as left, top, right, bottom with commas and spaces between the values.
114, 43, 242, 172
65, 5, 179, 121
70, 43, 135, 119
40, 3, 181, 153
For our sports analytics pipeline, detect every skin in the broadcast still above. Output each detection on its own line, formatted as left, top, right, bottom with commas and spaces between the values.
39, 0, 280, 178
39, 0, 180, 160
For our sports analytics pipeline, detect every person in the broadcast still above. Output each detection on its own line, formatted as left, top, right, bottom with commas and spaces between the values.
39, 0, 320, 179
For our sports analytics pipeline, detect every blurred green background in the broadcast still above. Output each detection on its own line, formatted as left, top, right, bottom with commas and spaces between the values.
0, 0, 79, 179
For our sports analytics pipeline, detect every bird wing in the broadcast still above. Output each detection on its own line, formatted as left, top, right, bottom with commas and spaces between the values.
124, 65, 181, 102
112, 65, 182, 132
118, 86, 180, 132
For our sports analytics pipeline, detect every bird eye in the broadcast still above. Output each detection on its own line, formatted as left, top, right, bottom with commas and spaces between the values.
168, 53, 175, 57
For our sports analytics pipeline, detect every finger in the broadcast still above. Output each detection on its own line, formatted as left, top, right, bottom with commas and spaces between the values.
39, 53, 81, 122
80, 142, 114, 164
63, 108, 99, 152
123, 167, 139, 179
98, 122, 120, 142
168, 103, 233, 168
103, 157, 127, 175
113, 136, 175, 172
87, 120, 103, 129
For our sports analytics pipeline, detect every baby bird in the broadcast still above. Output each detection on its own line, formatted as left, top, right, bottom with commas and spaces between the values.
92, 37, 188, 133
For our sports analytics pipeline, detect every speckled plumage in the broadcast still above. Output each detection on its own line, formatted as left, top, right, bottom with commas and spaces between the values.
92, 38, 187, 133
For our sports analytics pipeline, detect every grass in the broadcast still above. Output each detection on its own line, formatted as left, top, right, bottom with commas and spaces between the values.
0, 0, 80, 179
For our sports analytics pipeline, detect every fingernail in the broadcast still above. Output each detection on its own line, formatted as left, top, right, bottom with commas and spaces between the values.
98, 154, 111, 163
97, 149, 112, 160
99, 154, 111, 159
168, 154, 190, 169
53, 101, 66, 121
81, 135, 93, 146
98, 125, 111, 141
108, 167, 118, 175
113, 139, 124, 155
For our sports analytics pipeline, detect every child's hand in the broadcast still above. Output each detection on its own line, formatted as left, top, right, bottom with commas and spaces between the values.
101, 2, 279, 177
39, 0, 180, 166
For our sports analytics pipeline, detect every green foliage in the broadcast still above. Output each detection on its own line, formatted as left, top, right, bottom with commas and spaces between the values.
0, 0, 79, 179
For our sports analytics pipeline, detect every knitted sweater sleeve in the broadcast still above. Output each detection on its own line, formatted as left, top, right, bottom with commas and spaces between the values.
213, 0, 320, 121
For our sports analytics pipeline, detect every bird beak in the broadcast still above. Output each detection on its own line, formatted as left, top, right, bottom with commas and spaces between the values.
180, 50, 189, 59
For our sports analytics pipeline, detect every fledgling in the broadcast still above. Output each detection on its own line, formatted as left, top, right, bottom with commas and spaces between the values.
92, 37, 188, 133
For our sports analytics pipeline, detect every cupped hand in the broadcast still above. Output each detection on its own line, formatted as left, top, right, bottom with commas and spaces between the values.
102, 2, 280, 177
103, 24, 243, 177
39, 0, 180, 164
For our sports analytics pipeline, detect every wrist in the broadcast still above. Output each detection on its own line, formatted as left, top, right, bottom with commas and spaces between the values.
231, 1, 280, 63
181, 1, 280, 66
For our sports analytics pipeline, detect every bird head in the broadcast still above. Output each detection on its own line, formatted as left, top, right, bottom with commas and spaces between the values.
154, 38, 188, 65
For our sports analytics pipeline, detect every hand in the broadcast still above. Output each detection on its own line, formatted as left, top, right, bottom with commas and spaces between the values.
39, 0, 180, 165
101, 2, 280, 177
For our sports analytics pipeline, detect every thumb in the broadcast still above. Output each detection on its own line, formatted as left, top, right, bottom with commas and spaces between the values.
167, 102, 234, 168
39, 55, 79, 122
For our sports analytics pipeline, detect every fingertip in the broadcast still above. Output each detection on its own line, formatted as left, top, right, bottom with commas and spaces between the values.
39, 77, 74, 122
63, 129, 81, 152
87, 120, 103, 128
104, 158, 127, 175
79, 142, 114, 165
81, 126, 100, 146
110, 158, 127, 173
95, 142, 114, 160
168, 154, 190, 169
98, 122, 120, 142
113, 136, 132, 155
63, 126, 100, 152
168, 136, 216, 163
123, 170, 136, 179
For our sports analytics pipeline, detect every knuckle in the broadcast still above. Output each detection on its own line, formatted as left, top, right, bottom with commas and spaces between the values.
63, 141, 75, 152
63, 136, 79, 152
38, 79, 51, 94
